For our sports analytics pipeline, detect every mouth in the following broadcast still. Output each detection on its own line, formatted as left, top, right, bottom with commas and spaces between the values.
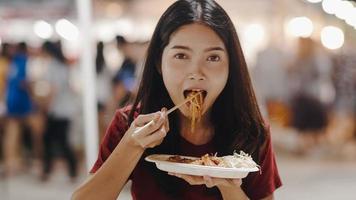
183, 89, 207, 107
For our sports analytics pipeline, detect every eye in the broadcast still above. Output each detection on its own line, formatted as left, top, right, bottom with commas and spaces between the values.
174, 53, 188, 60
207, 55, 221, 62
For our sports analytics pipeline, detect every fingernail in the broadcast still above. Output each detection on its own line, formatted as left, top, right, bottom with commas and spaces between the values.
160, 108, 167, 116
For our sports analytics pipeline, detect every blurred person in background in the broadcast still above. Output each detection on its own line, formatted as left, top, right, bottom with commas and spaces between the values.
104, 76, 132, 125
324, 48, 356, 159
130, 41, 150, 97
105, 37, 148, 121
40, 41, 77, 182
287, 37, 334, 154
0, 43, 12, 109
23, 44, 48, 171
0, 43, 13, 173
0, 43, 13, 115
253, 42, 290, 126
2, 42, 40, 176
114, 35, 137, 92
95, 41, 112, 142
115, 36, 149, 97
100, 37, 149, 141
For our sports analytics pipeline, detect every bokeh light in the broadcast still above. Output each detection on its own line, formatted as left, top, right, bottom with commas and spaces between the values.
305, 0, 322, 3
334, 0, 354, 20
33, 20, 53, 39
55, 19, 79, 41
321, 26, 344, 50
286, 17, 314, 38
322, 0, 339, 15
244, 23, 266, 44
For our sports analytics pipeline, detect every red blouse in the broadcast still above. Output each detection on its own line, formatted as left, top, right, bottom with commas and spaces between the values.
90, 107, 282, 200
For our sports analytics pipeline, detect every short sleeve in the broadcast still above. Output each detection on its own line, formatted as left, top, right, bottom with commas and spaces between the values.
241, 127, 282, 199
89, 108, 130, 174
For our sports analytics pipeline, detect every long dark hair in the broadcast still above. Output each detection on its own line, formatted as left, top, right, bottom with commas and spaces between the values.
128, 0, 267, 196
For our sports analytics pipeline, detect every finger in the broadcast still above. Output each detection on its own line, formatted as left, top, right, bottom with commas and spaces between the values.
176, 174, 194, 185
168, 173, 193, 184
183, 175, 205, 185
211, 178, 229, 187
165, 119, 170, 132
212, 178, 241, 188
141, 125, 167, 147
147, 138, 164, 148
146, 131, 165, 148
177, 174, 205, 185
219, 178, 241, 187
159, 107, 170, 132
161, 107, 167, 113
133, 113, 166, 136
203, 175, 215, 188
134, 112, 161, 127
232, 178, 242, 186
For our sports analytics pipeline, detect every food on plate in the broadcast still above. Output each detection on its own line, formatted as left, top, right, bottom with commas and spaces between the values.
166, 151, 259, 169
167, 155, 197, 163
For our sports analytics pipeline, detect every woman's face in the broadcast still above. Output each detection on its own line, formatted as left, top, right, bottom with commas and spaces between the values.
161, 23, 229, 118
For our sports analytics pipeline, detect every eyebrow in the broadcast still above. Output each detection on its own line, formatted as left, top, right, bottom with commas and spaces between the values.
204, 47, 225, 52
171, 45, 225, 52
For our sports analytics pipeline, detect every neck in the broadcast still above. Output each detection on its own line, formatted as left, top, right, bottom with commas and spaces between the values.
179, 112, 214, 145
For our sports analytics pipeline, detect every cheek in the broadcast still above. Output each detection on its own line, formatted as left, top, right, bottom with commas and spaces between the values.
161, 69, 185, 106
209, 64, 229, 90
222, 67, 229, 86
161, 64, 183, 95
161, 55, 185, 88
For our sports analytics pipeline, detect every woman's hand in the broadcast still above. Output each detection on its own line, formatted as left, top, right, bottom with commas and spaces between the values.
125, 108, 170, 149
168, 173, 248, 200
168, 173, 241, 189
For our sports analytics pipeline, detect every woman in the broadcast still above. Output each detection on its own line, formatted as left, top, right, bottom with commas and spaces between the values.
73, 1, 281, 199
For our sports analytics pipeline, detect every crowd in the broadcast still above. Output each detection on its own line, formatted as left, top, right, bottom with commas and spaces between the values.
0, 36, 148, 181
253, 37, 356, 157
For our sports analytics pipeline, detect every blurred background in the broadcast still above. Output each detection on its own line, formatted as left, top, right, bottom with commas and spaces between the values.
0, 0, 355, 199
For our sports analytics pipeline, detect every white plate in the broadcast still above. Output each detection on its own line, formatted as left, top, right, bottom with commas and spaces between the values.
145, 154, 259, 179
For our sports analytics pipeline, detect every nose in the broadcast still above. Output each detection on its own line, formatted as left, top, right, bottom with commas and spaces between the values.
187, 73, 205, 81
186, 59, 206, 81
